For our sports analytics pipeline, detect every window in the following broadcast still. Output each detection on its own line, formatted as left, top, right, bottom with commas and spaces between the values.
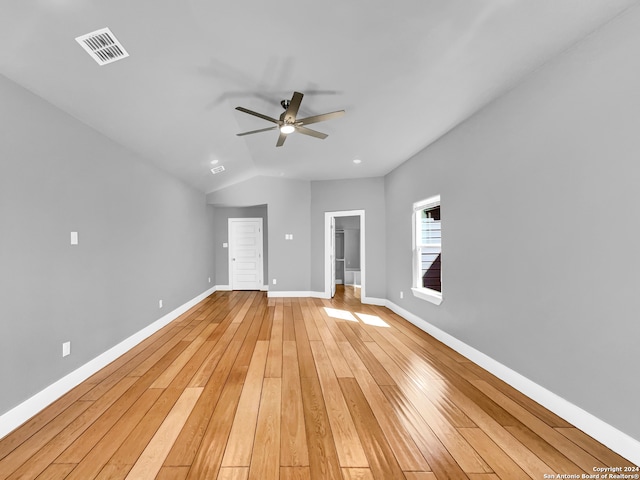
412, 195, 442, 305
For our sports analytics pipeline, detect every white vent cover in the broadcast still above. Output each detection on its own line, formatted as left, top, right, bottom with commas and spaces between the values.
75, 28, 129, 66
211, 166, 226, 174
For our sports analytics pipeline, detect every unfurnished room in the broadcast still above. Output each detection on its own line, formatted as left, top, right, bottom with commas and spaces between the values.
1, 1, 639, 479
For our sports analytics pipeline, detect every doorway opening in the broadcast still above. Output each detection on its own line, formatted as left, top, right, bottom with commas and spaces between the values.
324, 210, 365, 299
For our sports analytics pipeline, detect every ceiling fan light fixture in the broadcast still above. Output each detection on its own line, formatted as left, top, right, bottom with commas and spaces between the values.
280, 124, 295, 134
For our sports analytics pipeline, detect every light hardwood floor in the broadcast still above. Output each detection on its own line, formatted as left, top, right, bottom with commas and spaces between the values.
0, 287, 635, 479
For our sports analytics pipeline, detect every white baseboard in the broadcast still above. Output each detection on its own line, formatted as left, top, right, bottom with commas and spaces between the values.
384, 300, 640, 466
216, 285, 268, 292
361, 295, 386, 306
267, 291, 329, 298
0, 286, 217, 441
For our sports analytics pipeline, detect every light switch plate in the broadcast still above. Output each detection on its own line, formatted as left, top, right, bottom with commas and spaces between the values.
223, 242, 228, 248
62, 341, 71, 357
70, 232, 78, 245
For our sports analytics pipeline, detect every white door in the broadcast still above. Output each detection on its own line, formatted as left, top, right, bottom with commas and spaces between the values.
229, 218, 263, 290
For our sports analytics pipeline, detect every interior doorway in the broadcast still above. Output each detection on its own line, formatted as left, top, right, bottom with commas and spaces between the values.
324, 210, 365, 299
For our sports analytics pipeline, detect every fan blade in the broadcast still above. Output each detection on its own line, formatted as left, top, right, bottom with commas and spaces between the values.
276, 131, 288, 147
284, 91, 304, 123
296, 110, 345, 126
236, 126, 278, 136
296, 126, 328, 139
235, 106, 280, 124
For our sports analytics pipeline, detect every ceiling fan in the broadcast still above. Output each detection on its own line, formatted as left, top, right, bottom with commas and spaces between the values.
235, 91, 345, 147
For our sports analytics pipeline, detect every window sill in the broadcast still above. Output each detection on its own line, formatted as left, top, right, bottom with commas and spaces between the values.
411, 287, 443, 305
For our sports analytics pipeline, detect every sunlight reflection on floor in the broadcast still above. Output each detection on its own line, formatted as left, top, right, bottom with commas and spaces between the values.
323, 307, 390, 328
354, 312, 390, 328
323, 307, 358, 322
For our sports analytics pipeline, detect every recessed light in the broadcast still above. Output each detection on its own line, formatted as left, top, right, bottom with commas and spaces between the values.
211, 166, 225, 174
353, 159, 362, 164
210, 159, 219, 165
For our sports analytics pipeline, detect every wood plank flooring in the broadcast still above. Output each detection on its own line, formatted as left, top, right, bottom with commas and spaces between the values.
0, 286, 636, 479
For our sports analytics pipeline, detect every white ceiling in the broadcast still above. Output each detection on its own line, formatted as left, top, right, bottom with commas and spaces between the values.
1, 0, 636, 193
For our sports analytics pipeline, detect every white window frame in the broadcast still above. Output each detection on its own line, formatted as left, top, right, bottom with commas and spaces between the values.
412, 195, 443, 305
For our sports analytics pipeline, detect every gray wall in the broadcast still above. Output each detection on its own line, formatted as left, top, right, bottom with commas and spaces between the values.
0, 74, 216, 416
335, 216, 360, 230
310, 178, 386, 297
385, 5, 640, 440
207, 177, 386, 298
212, 205, 268, 286
207, 176, 311, 292
343, 229, 360, 271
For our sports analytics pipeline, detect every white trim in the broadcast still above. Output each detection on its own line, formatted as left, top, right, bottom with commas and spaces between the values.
361, 296, 386, 306
324, 210, 365, 300
411, 287, 443, 305
413, 194, 440, 212
267, 291, 329, 299
384, 299, 640, 466
413, 195, 442, 305
267, 291, 391, 306
215, 284, 232, 291
0, 286, 217, 441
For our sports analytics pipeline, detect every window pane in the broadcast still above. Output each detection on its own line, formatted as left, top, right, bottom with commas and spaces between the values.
420, 248, 441, 292
419, 205, 441, 292
420, 206, 441, 245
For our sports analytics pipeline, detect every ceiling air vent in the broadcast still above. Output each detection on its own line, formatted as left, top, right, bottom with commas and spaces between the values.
211, 166, 226, 174
75, 27, 129, 66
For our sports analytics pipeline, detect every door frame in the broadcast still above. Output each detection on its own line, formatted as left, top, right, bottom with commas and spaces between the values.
228, 217, 264, 290
324, 210, 365, 299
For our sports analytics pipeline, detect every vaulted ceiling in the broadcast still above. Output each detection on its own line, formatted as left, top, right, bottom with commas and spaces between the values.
1, 0, 636, 193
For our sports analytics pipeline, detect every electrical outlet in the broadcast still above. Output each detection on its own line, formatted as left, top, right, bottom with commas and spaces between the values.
208, 277, 211, 283
272, 278, 277, 285
400, 291, 404, 299
62, 341, 71, 357
70, 232, 78, 245
159, 299, 163, 308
